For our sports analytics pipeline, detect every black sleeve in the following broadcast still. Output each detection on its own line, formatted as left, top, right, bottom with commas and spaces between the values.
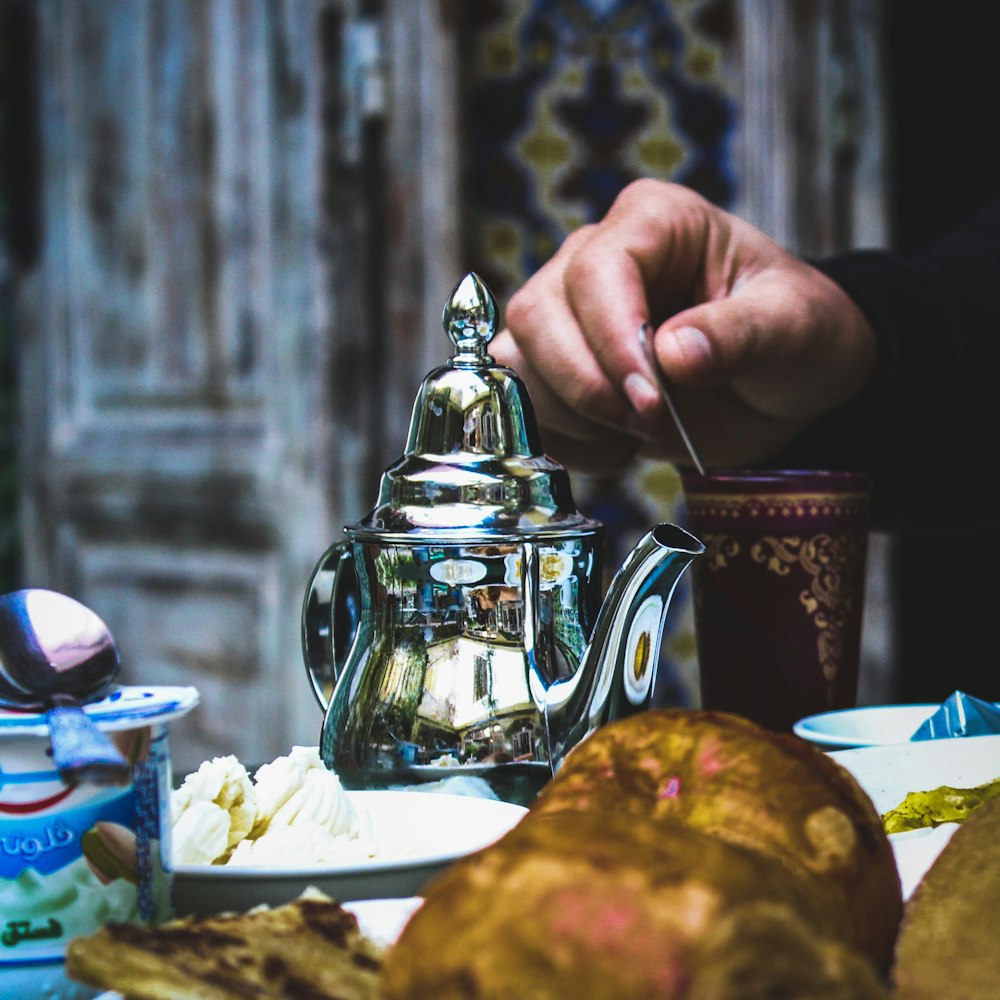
771, 196, 1000, 536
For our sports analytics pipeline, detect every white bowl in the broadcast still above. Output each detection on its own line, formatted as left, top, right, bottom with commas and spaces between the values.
829, 733, 1000, 898
794, 704, 943, 748
172, 790, 527, 917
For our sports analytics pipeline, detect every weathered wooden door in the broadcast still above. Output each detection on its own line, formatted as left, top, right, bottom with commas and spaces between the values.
14, 0, 460, 771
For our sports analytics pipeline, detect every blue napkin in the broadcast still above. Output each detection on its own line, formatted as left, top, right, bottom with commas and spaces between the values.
911, 690, 1000, 740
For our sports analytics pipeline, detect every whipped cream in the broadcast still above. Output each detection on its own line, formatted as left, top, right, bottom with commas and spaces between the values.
170, 755, 256, 865
171, 747, 374, 867
227, 820, 375, 867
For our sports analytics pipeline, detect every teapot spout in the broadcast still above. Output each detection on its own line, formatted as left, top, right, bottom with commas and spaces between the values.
544, 523, 703, 771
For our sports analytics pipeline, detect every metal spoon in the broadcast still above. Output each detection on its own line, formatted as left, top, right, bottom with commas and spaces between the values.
639, 322, 706, 475
0, 589, 130, 784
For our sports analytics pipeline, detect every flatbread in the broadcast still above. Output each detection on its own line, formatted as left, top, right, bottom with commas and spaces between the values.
892, 794, 1000, 999
65, 887, 383, 1000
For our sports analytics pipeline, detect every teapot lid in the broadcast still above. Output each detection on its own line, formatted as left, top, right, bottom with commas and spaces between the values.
351, 273, 601, 541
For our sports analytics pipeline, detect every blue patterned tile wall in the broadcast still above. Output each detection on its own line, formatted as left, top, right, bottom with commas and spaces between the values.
460, 0, 737, 298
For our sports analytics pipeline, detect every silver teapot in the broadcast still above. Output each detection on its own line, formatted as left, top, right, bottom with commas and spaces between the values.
302, 274, 702, 802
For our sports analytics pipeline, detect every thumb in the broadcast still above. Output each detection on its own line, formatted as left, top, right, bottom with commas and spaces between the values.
651, 265, 873, 425
653, 293, 773, 388
650, 254, 829, 385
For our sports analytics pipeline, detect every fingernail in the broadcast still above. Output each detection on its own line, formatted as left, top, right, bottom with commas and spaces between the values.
623, 372, 659, 415
664, 326, 712, 365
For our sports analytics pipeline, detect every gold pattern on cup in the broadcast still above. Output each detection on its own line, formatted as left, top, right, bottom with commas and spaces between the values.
698, 530, 862, 685
685, 490, 870, 521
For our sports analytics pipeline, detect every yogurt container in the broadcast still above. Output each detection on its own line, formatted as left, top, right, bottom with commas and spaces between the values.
0, 685, 198, 988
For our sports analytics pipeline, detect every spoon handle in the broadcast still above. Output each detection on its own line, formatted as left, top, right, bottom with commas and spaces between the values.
639, 323, 706, 475
47, 701, 131, 785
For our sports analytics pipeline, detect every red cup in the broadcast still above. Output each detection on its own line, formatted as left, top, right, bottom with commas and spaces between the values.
680, 469, 872, 733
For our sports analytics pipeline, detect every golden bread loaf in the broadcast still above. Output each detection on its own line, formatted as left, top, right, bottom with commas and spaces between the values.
381, 808, 887, 999
530, 708, 902, 971
382, 709, 903, 999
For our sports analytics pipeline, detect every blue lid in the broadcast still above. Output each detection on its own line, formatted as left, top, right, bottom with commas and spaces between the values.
0, 685, 200, 736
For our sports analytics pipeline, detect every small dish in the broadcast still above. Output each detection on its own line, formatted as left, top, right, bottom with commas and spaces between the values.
793, 703, 942, 748
829, 733, 1000, 898
172, 790, 527, 917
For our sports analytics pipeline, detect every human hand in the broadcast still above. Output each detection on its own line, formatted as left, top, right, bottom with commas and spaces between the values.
491, 179, 876, 472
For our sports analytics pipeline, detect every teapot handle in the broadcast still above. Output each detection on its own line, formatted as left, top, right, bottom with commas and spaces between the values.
301, 541, 360, 711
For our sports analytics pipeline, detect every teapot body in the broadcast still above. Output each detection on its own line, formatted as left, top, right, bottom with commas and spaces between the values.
311, 530, 602, 803
300, 274, 702, 803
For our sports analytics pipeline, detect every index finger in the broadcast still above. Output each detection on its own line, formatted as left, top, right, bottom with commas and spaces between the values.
562, 181, 711, 419
502, 229, 635, 431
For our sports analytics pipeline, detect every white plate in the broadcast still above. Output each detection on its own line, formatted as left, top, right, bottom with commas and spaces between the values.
829, 733, 1000, 899
347, 896, 424, 947
172, 790, 526, 917
794, 703, 942, 748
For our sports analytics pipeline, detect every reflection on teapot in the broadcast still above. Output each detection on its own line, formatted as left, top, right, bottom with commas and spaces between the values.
302, 274, 702, 803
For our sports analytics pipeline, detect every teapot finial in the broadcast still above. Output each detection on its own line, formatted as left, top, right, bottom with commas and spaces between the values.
443, 272, 497, 363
